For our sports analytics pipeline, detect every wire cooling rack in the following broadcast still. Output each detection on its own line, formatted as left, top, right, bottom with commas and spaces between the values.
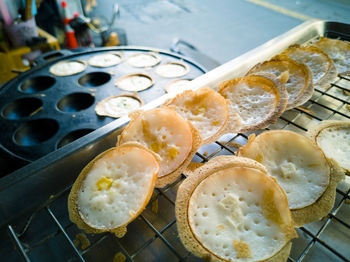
4, 37, 350, 262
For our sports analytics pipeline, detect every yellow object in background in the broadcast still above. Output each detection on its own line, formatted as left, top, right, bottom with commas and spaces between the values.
37, 28, 60, 51
105, 32, 120, 47
0, 46, 31, 85
0, 27, 60, 85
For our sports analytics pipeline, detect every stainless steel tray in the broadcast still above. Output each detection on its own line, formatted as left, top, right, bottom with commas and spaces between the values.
1, 20, 350, 262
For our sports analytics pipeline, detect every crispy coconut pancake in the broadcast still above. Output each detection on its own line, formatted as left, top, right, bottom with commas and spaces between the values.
218, 74, 288, 133
176, 156, 297, 261
312, 37, 350, 75
238, 130, 330, 210
281, 45, 337, 89
238, 130, 345, 227
291, 158, 344, 227
68, 143, 159, 237
49, 60, 86, 76
247, 56, 313, 110
118, 107, 202, 187
164, 88, 241, 144
95, 94, 143, 118
308, 120, 350, 175
88, 52, 122, 67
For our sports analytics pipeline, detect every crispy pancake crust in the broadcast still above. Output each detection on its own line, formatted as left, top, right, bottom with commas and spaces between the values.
238, 130, 345, 227
68, 143, 159, 237
308, 120, 350, 175
312, 37, 350, 75
291, 158, 345, 227
218, 74, 288, 133
247, 56, 313, 110
117, 108, 202, 188
183, 162, 205, 177
155, 117, 202, 188
176, 156, 297, 261
238, 131, 330, 210
281, 44, 337, 90
164, 88, 241, 145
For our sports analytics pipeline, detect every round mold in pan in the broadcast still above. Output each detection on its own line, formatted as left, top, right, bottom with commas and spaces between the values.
115, 73, 154, 92
0, 46, 206, 167
95, 93, 143, 118
19, 76, 56, 93
88, 52, 123, 68
165, 78, 193, 94
49, 60, 87, 76
13, 118, 60, 147
4, 117, 62, 162
78, 72, 112, 87
155, 61, 190, 78
56, 128, 95, 149
1, 97, 43, 120
127, 52, 161, 68
57, 92, 95, 113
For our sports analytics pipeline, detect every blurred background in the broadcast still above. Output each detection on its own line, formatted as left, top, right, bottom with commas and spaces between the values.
1, 0, 350, 85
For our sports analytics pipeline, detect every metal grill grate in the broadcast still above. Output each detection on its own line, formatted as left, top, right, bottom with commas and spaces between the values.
5, 37, 350, 262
